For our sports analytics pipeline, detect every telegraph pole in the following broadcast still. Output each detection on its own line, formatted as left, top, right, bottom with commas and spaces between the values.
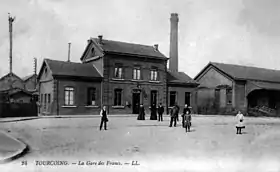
34, 57, 37, 89
8, 13, 15, 74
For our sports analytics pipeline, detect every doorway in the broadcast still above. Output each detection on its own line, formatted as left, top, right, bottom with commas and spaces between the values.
132, 91, 141, 114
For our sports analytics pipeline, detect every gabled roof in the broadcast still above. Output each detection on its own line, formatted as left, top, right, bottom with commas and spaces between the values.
0, 72, 23, 82
81, 37, 168, 60
22, 74, 36, 81
38, 59, 102, 79
194, 62, 280, 83
167, 70, 199, 86
8, 88, 33, 96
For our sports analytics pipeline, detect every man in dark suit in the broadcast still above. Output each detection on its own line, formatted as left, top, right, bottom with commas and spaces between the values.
169, 105, 178, 127
157, 103, 164, 121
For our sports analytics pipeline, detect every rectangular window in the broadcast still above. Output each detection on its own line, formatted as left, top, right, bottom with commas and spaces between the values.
114, 89, 122, 106
150, 90, 157, 106
41, 94, 43, 104
133, 67, 141, 80
226, 89, 232, 104
47, 94, 51, 103
185, 92, 191, 106
114, 66, 123, 79
150, 69, 158, 81
44, 94, 47, 104
169, 91, 176, 106
64, 87, 74, 105
87, 87, 96, 105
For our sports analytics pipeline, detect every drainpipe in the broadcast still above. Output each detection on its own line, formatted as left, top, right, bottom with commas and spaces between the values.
101, 78, 103, 107
165, 60, 169, 115
56, 79, 59, 116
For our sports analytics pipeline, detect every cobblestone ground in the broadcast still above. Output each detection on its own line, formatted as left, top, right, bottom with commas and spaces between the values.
1, 115, 280, 172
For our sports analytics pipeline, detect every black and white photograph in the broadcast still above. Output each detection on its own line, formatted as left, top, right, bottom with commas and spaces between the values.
0, 0, 280, 171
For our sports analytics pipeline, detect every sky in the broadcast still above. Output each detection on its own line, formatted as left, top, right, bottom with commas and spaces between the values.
0, 0, 280, 78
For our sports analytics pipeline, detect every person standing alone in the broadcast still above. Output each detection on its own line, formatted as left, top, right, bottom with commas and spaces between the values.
182, 104, 191, 128
157, 103, 164, 121
235, 111, 245, 134
100, 106, 109, 130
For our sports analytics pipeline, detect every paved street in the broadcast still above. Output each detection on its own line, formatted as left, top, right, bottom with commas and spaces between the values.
1, 115, 280, 172
0, 131, 23, 159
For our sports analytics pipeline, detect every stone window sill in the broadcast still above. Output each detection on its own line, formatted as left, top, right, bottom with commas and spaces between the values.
85, 105, 99, 108
112, 106, 125, 109
62, 105, 77, 108
131, 79, 144, 82
112, 78, 124, 81
149, 80, 160, 83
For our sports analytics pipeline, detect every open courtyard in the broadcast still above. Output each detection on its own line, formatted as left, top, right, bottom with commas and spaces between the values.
1, 115, 280, 172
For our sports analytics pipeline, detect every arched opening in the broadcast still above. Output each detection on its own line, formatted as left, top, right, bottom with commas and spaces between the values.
247, 89, 280, 115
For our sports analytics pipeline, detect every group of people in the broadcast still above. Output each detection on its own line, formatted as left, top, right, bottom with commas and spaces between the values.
137, 103, 164, 121
169, 104, 192, 132
99, 104, 246, 135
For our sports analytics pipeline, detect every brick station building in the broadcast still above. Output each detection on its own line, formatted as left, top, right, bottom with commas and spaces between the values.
37, 13, 198, 115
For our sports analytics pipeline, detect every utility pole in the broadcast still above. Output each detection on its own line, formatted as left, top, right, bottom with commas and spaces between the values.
33, 57, 37, 89
8, 13, 15, 74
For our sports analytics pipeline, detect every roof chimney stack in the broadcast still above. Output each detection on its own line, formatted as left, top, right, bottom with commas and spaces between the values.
67, 42, 71, 62
153, 44, 159, 51
169, 13, 179, 72
98, 35, 103, 44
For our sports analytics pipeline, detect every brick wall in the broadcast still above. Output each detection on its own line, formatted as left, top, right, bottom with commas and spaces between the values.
103, 54, 167, 114
168, 85, 197, 114
234, 81, 247, 112
53, 78, 101, 115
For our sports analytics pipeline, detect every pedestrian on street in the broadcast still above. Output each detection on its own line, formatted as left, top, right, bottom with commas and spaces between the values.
182, 104, 191, 128
169, 105, 178, 127
99, 106, 109, 130
235, 111, 245, 134
175, 104, 180, 121
185, 110, 192, 132
157, 103, 164, 121
137, 104, 145, 120
150, 104, 157, 120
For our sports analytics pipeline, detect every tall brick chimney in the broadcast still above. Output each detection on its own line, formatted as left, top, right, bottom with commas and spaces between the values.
169, 13, 179, 72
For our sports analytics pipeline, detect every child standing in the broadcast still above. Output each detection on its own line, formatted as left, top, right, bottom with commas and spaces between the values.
235, 111, 245, 134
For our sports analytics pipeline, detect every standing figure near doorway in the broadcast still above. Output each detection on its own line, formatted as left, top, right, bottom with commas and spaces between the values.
150, 104, 157, 120
137, 104, 145, 120
157, 103, 164, 121
99, 106, 109, 130
182, 104, 191, 128
235, 111, 245, 134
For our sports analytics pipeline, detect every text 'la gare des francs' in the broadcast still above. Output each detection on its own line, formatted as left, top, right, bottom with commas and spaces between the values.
34, 160, 140, 166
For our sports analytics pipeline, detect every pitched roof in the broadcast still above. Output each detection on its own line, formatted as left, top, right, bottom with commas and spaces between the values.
90, 38, 168, 59
8, 88, 32, 96
22, 74, 36, 81
44, 59, 102, 78
167, 70, 199, 86
0, 72, 23, 82
209, 62, 280, 83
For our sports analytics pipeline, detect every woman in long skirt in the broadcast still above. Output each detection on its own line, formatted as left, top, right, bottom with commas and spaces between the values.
137, 104, 145, 120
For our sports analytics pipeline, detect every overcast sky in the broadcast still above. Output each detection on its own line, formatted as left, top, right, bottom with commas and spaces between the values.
0, 0, 280, 78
